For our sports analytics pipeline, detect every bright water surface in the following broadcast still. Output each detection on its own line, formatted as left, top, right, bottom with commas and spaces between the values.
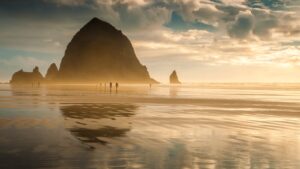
0, 83, 300, 169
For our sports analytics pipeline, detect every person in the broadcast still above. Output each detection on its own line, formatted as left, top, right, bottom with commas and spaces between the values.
116, 82, 119, 93
109, 82, 112, 93
149, 83, 152, 88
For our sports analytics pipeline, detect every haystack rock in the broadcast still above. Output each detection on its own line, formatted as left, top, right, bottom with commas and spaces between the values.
10, 66, 44, 84
169, 70, 181, 84
45, 63, 59, 81
58, 17, 157, 83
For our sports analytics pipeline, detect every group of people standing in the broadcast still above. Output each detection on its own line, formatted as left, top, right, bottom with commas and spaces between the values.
97, 82, 119, 93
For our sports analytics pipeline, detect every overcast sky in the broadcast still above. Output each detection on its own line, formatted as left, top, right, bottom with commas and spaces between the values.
0, 0, 300, 83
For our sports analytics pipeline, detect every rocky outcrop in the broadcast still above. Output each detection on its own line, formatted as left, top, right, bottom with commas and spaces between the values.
10, 66, 44, 84
58, 17, 156, 83
45, 63, 59, 81
9, 17, 158, 84
169, 70, 181, 84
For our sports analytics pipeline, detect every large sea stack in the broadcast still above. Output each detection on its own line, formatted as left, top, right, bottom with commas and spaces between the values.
58, 17, 156, 83
169, 70, 181, 84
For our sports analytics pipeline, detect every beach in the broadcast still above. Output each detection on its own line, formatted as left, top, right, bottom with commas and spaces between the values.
0, 83, 300, 169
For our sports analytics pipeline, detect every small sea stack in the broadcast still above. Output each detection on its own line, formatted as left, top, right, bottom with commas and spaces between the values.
45, 63, 59, 81
169, 70, 181, 84
10, 66, 44, 84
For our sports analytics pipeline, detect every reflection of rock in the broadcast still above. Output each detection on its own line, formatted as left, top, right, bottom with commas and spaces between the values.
58, 17, 157, 83
169, 86, 180, 97
61, 104, 137, 119
70, 126, 130, 144
169, 70, 181, 84
45, 63, 59, 81
10, 66, 44, 84
60, 104, 137, 145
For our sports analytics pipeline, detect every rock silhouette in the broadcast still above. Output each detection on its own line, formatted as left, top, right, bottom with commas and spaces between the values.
169, 70, 181, 84
10, 66, 44, 84
45, 63, 59, 81
58, 17, 156, 83
9, 17, 158, 84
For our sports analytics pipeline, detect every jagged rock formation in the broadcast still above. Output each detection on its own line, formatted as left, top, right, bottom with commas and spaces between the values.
10, 66, 44, 84
58, 17, 157, 83
169, 70, 181, 84
45, 63, 59, 81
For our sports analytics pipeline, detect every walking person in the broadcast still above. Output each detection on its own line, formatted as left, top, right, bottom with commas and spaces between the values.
109, 82, 112, 93
115, 82, 119, 93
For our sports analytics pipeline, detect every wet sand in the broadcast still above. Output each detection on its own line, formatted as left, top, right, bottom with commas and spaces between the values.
0, 84, 300, 169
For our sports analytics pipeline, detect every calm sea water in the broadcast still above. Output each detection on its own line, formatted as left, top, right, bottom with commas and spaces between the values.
0, 83, 300, 169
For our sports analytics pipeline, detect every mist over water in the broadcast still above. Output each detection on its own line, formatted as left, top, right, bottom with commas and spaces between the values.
0, 83, 300, 169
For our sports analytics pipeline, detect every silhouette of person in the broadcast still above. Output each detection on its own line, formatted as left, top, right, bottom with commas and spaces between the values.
116, 82, 119, 93
104, 83, 106, 91
109, 82, 112, 93
149, 83, 152, 88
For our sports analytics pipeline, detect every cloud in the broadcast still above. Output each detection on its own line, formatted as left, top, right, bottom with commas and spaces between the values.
0, 0, 300, 82
165, 11, 216, 32
111, 0, 170, 30
0, 0, 299, 41
44, 0, 86, 6
282, 40, 300, 48
245, 0, 287, 10
228, 11, 254, 39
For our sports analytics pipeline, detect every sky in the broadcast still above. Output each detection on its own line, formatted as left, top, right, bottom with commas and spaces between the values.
0, 0, 300, 83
